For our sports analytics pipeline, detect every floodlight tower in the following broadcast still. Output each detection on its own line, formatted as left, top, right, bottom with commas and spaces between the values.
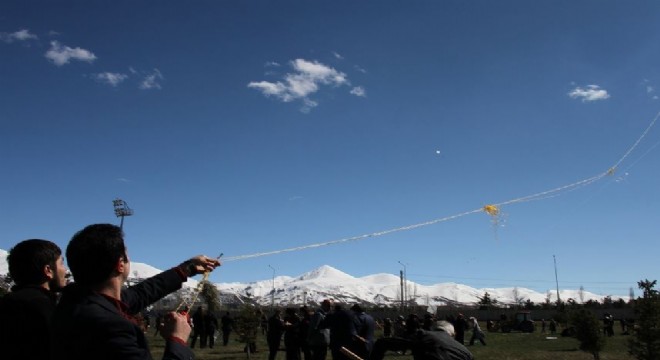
113, 198, 134, 229
398, 260, 408, 308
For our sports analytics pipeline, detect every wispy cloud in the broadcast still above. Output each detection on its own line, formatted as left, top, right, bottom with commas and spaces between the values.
350, 86, 366, 97
301, 98, 318, 113
45, 41, 96, 66
116, 178, 132, 183
641, 79, 658, 100
333, 51, 344, 60
93, 72, 129, 87
139, 68, 164, 90
248, 58, 353, 111
568, 85, 610, 102
0, 29, 38, 43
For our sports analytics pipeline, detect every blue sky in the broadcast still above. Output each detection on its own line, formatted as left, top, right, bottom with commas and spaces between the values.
1, 1, 659, 298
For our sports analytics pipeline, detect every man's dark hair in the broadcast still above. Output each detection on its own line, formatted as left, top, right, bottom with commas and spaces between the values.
7, 239, 61, 286
66, 224, 126, 287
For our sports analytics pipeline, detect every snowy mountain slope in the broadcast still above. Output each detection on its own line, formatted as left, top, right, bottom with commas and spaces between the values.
0, 249, 623, 306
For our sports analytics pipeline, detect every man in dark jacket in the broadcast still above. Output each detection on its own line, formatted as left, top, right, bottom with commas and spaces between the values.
0, 239, 68, 360
190, 307, 207, 348
221, 311, 234, 346
51, 223, 220, 360
324, 304, 361, 360
351, 304, 376, 360
205, 311, 219, 348
268, 309, 285, 360
308, 299, 332, 360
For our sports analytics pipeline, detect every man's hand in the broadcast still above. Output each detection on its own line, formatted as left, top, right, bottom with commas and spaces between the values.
161, 311, 192, 342
179, 255, 221, 277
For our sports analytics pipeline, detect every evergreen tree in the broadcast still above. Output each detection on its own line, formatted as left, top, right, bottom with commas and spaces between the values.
234, 301, 262, 359
571, 309, 606, 360
200, 280, 221, 314
629, 279, 660, 360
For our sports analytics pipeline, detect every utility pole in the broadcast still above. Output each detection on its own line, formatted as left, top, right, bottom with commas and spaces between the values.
399, 270, 404, 311
268, 265, 275, 309
553, 255, 561, 307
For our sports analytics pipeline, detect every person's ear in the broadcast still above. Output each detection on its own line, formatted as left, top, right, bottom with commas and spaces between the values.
43, 264, 54, 281
116, 256, 127, 273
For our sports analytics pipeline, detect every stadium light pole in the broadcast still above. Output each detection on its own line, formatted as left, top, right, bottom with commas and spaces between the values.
113, 198, 134, 230
398, 261, 407, 309
268, 265, 276, 309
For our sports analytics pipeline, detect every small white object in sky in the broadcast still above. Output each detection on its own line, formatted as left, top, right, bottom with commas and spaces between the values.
568, 84, 610, 102
435, 150, 441, 155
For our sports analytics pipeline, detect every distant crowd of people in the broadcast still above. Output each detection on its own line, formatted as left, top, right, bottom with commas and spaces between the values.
261, 302, 475, 360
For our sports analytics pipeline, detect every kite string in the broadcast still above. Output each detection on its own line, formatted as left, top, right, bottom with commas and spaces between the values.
175, 253, 222, 312
610, 111, 660, 171
224, 111, 659, 262
224, 208, 483, 261
175, 271, 210, 312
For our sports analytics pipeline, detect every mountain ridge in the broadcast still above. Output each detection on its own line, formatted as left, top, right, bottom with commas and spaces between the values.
0, 250, 623, 306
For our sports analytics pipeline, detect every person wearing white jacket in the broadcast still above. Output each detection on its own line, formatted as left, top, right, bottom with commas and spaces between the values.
468, 317, 486, 346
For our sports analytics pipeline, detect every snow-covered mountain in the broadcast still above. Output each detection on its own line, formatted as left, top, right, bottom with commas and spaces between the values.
214, 264, 619, 307
0, 249, 8, 275
0, 250, 621, 306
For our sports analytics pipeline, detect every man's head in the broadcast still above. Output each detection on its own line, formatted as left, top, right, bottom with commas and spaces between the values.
7, 239, 67, 291
66, 224, 128, 288
321, 299, 332, 312
350, 304, 363, 313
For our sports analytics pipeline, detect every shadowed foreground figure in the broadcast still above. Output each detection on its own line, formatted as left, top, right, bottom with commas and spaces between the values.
51, 223, 220, 360
221, 311, 234, 346
370, 321, 473, 360
0, 239, 68, 360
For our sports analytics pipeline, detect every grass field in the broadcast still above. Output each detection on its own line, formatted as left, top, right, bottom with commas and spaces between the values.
149, 327, 635, 360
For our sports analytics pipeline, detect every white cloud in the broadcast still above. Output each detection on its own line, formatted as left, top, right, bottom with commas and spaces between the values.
247, 81, 291, 101
0, 29, 38, 43
116, 178, 132, 183
265, 61, 280, 67
333, 51, 344, 60
568, 85, 610, 102
248, 59, 349, 111
300, 98, 318, 113
93, 72, 129, 87
139, 68, 164, 90
354, 65, 367, 73
45, 41, 96, 66
350, 86, 366, 97
647, 85, 654, 93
